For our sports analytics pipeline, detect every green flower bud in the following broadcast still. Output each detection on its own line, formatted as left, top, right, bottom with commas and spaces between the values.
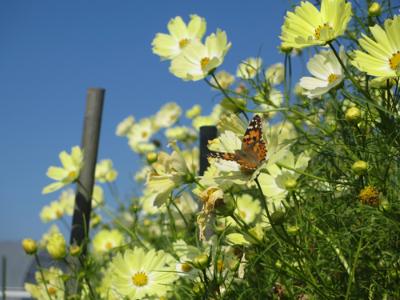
284, 178, 298, 190
146, 152, 158, 164
368, 2, 381, 17
69, 245, 81, 257
193, 254, 209, 269
345, 107, 361, 123
270, 210, 286, 226
351, 160, 368, 175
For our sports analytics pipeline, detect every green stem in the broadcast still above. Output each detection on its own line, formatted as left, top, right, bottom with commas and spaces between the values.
34, 254, 53, 300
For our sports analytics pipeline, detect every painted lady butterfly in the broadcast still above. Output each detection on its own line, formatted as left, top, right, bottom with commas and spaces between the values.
209, 115, 267, 172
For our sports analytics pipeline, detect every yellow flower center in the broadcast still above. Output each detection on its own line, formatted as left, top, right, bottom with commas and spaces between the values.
179, 38, 189, 49
200, 57, 211, 71
327, 73, 339, 84
238, 210, 246, 219
314, 23, 333, 40
47, 287, 57, 295
132, 272, 148, 287
389, 51, 400, 71
181, 262, 193, 272
67, 170, 77, 181
141, 131, 148, 139
55, 209, 63, 218
105, 242, 113, 250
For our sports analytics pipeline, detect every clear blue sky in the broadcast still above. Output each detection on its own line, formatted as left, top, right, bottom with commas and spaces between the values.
0, 0, 294, 241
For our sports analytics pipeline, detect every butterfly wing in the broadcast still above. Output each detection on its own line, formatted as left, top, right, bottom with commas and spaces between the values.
208, 151, 237, 161
241, 115, 267, 163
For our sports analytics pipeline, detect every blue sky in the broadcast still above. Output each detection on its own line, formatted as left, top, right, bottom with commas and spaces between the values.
0, 0, 294, 241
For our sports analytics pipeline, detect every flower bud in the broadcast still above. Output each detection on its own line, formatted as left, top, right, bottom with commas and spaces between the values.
22, 238, 37, 255
146, 152, 158, 164
351, 160, 368, 175
270, 210, 286, 226
46, 233, 66, 259
193, 254, 209, 269
368, 2, 381, 17
345, 107, 361, 123
69, 245, 81, 257
287, 225, 300, 235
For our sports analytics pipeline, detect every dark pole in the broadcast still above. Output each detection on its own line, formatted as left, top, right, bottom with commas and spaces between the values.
199, 126, 217, 176
70, 88, 105, 252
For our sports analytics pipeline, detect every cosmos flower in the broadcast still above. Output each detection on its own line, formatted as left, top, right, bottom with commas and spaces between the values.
25, 267, 65, 300
110, 247, 178, 299
95, 159, 118, 183
152, 15, 207, 60
92, 229, 124, 255
170, 29, 231, 81
42, 146, 83, 194
153, 102, 182, 129
352, 15, 400, 77
280, 0, 352, 49
299, 47, 345, 98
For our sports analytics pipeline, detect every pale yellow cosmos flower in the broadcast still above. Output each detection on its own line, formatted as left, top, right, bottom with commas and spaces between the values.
42, 146, 83, 194
170, 29, 231, 81
352, 15, 400, 77
152, 15, 206, 60
280, 0, 352, 49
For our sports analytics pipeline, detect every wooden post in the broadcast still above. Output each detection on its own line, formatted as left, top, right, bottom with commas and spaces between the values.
199, 126, 217, 176
70, 88, 105, 252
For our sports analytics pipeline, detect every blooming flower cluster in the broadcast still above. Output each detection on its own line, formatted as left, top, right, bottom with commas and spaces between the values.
26, 1, 400, 299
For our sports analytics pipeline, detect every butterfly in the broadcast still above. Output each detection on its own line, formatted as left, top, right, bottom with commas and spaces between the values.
208, 115, 267, 173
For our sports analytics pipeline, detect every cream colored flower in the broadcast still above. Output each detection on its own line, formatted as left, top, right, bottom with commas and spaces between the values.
92, 229, 124, 255
299, 47, 345, 98
352, 15, 400, 77
128, 118, 156, 153
146, 147, 195, 206
280, 0, 352, 49
40, 201, 65, 223
116, 115, 135, 137
42, 146, 83, 194
185, 104, 202, 119
237, 57, 262, 79
225, 194, 261, 225
258, 151, 311, 205
154, 102, 182, 129
152, 15, 206, 60
46, 232, 66, 259
110, 247, 178, 299
165, 126, 196, 142
25, 267, 64, 300
170, 29, 231, 81
265, 63, 285, 85
95, 159, 118, 183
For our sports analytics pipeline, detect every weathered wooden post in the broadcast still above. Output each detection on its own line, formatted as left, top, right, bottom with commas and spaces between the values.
199, 126, 217, 240
199, 126, 217, 176
70, 88, 105, 252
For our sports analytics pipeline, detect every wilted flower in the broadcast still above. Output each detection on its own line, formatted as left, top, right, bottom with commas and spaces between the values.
352, 16, 400, 77
265, 63, 284, 85
170, 29, 231, 81
152, 15, 206, 60
42, 146, 83, 194
280, 0, 352, 49
236, 57, 262, 79
211, 70, 235, 89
